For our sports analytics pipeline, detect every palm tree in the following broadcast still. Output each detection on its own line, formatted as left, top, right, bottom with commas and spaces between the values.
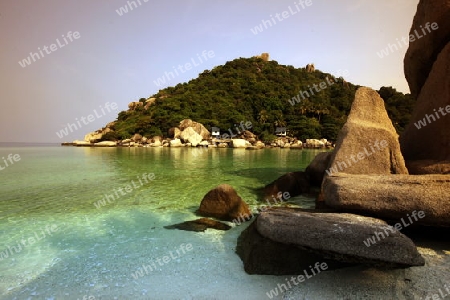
258, 110, 269, 124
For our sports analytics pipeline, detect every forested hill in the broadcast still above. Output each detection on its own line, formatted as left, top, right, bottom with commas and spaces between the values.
104, 57, 415, 142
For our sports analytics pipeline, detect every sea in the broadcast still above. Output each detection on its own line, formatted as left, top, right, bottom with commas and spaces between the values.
0, 144, 326, 300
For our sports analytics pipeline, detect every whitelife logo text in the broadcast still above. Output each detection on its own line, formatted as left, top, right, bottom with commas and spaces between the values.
19, 31, 81, 68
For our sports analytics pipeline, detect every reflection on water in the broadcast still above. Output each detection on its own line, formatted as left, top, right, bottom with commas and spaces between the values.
0, 146, 328, 299
0, 147, 328, 218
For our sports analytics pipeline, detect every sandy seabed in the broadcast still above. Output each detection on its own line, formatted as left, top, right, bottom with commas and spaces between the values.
1, 210, 449, 300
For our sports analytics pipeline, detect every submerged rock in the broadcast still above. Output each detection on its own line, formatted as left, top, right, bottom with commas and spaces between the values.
197, 184, 251, 221
164, 218, 231, 232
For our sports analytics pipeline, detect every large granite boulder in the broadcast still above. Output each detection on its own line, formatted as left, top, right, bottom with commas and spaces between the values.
150, 136, 162, 147
84, 131, 103, 143
231, 139, 249, 148
127, 101, 143, 111
73, 140, 92, 147
256, 208, 424, 267
306, 152, 332, 186
323, 173, 450, 227
144, 97, 156, 110
179, 119, 211, 140
131, 133, 143, 142
197, 184, 251, 221
168, 127, 181, 139
401, 43, 450, 163
236, 220, 351, 275
169, 139, 183, 147
241, 130, 257, 140
403, 0, 450, 97
327, 87, 408, 175
400, 0, 450, 172
94, 141, 116, 147
263, 172, 310, 201
305, 139, 325, 148
180, 127, 203, 147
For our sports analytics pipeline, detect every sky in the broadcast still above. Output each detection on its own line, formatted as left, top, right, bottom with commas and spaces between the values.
0, 0, 419, 143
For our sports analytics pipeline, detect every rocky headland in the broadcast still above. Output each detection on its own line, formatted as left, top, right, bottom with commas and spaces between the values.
65, 0, 450, 298
62, 118, 332, 150
233, 4, 450, 299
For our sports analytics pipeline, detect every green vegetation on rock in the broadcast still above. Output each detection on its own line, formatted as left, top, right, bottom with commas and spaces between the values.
104, 57, 415, 141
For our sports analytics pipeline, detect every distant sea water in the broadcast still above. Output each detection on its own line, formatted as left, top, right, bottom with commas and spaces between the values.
0, 145, 326, 300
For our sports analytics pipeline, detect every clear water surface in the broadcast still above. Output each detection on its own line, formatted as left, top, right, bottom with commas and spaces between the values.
0, 145, 326, 300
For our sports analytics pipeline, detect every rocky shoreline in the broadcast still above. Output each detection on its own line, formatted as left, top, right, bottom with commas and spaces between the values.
163, 84, 449, 280
61, 119, 333, 150
65, 0, 449, 296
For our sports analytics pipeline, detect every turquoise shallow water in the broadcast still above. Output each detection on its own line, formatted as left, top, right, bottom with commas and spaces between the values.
0, 146, 326, 300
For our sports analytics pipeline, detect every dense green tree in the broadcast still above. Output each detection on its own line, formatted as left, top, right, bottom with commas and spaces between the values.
107, 57, 414, 141
378, 86, 416, 133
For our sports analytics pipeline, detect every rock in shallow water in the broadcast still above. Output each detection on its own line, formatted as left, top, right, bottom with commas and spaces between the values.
256, 208, 424, 267
306, 152, 332, 186
263, 171, 310, 201
164, 218, 231, 232
197, 184, 251, 221
236, 208, 424, 275
236, 220, 352, 275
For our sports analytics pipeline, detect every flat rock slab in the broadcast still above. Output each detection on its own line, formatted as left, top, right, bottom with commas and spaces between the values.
164, 218, 231, 232
323, 173, 450, 227
236, 220, 353, 275
256, 208, 425, 267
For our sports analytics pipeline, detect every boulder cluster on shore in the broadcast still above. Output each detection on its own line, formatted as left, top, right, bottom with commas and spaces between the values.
70, 0, 449, 284
165, 9, 450, 276
62, 119, 333, 150
167, 79, 449, 276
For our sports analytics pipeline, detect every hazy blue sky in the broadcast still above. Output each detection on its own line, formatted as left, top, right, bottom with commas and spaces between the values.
0, 0, 419, 143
